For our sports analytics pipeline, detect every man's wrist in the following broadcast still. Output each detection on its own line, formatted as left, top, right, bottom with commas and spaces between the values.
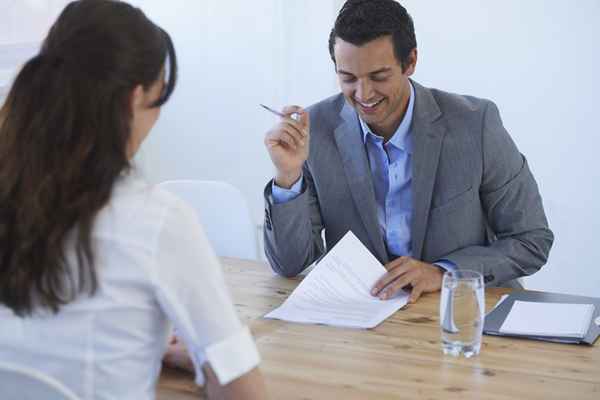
274, 171, 302, 189
433, 260, 457, 273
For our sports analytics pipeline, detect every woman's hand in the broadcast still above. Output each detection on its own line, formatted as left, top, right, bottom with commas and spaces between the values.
162, 335, 194, 372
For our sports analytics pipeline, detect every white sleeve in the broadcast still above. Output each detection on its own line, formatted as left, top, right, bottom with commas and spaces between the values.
151, 199, 260, 386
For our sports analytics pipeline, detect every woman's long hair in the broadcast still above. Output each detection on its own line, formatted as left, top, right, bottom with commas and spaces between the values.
0, 0, 177, 316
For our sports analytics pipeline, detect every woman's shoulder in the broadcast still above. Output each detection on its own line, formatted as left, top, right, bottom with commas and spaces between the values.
95, 172, 197, 242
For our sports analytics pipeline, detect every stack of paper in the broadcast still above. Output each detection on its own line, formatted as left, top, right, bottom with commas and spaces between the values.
499, 301, 595, 338
265, 231, 408, 329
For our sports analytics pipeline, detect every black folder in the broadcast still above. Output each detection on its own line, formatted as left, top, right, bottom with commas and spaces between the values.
483, 290, 600, 345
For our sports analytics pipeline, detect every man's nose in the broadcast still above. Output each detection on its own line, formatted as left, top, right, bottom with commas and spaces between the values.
355, 79, 374, 102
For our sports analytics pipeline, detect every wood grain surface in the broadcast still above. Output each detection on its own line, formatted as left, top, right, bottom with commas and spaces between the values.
158, 257, 600, 399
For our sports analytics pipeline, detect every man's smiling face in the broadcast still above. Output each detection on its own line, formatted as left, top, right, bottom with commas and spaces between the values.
334, 35, 416, 138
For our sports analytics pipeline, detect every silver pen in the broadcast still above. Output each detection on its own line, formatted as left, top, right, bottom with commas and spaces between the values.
259, 103, 301, 121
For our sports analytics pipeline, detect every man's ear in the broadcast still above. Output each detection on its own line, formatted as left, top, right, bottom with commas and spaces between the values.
404, 48, 418, 76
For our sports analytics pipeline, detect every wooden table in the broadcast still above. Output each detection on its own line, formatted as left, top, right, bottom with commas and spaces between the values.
158, 258, 600, 399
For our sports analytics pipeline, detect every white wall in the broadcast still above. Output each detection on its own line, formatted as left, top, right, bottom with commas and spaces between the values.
128, 0, 340, 227
0, 0, 341, 245
399, 0, 600, 296
0, 0, 71, 98
134, 0, 600, 297
0, 0, 69, 44
2, 1, 599, 297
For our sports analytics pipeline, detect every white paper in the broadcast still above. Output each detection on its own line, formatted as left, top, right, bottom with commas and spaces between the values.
265, 231, 409, 328
499, 301, 595, 338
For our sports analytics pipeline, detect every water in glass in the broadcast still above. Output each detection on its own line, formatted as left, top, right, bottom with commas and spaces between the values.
440, 270, 484, 357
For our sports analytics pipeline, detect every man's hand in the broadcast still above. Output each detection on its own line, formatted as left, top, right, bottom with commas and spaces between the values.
371, 257, 444, 303
162, 335, 194, 372
264, 105, 310, 188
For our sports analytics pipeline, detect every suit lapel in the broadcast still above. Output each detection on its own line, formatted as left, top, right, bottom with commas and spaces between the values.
410, 81, 446, 260
334, 101, 388, 262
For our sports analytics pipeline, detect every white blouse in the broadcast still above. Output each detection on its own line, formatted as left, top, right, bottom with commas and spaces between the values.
0, 173, 260, 399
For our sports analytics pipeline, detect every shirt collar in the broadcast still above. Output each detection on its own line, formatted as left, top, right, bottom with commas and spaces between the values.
359, 81, 414, 154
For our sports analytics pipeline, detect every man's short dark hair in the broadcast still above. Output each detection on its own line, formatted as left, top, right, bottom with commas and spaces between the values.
328, 0, 417, 71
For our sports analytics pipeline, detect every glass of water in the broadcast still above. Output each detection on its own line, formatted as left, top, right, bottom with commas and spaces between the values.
440, 270, 484, 358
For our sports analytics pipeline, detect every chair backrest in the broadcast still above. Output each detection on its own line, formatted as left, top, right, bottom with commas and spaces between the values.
0, 362, 81, 400
158, 180, 258, 260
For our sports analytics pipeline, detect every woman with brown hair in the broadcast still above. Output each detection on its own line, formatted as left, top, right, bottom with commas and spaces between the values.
0, 1, 265, 399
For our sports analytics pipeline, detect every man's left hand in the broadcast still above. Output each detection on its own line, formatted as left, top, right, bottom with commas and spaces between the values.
371, 257, 444, 303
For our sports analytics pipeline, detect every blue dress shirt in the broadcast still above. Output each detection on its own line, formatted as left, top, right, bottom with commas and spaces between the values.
272, 83, 455, 271
359, 85, 414, 259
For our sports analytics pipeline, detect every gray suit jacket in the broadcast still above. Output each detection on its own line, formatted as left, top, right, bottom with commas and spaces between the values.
263, 81, 553, 288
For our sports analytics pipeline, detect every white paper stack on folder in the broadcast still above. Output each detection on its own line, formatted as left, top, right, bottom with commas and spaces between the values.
499, 301, 595, 338
264, 231, 409, 328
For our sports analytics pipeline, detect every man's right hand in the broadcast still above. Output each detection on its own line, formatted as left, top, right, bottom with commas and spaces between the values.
263, 105, 310, 188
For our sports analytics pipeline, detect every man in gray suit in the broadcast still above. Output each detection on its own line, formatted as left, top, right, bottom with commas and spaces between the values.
262, 0, 553, 302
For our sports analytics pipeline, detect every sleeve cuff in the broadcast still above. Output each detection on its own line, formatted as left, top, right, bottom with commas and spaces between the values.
434, 259, 457, 273
192, 326, 261, 386
271, 176, 303, 204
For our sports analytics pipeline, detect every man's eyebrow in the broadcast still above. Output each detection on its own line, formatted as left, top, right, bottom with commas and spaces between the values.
337, 67, 393, 76
370, 67, 392, 75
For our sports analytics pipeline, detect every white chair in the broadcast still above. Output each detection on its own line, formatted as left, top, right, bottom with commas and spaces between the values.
159, 180, 258, 260
0, 362, 81, 400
